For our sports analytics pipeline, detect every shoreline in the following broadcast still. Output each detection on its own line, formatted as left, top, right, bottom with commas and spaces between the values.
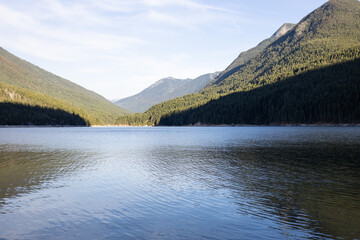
0, 125, 88, 128
186, 123, 360, 127
0, 123, 359, 128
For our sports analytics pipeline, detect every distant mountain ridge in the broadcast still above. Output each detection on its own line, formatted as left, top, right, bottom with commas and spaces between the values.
0, 47, 129, 125
115, 72, 220, 113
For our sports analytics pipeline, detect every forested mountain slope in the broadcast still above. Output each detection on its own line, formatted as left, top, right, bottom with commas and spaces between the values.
0, 81, 96, 125
117, 0, 360, 126
115, 72, 219, 113
213, 23, 295, 85
159, 58, 360, 125
0, 48, 129, 125
205, 0, 360, 94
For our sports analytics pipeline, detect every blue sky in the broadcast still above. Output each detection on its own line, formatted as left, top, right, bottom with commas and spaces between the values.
0, 0, 327, 100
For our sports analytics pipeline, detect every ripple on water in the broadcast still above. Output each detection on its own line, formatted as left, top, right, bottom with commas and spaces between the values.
0, 127, 359, 239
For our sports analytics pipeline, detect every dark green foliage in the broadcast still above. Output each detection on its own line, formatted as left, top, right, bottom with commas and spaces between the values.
0, 48, 129, 125
119, 0, 360, 126
116, 92, 220, 125
206, 0, 360, 95
0, 102, 87, 126
158, 58, 360, 125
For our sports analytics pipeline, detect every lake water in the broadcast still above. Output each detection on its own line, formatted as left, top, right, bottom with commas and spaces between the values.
0, 127, 359, 240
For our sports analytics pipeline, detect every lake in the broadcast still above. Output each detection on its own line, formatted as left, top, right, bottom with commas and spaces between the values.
0, 127, 359, 239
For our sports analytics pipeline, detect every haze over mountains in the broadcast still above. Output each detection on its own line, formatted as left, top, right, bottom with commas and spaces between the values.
115, 72, 220, 113
118, 0, 360, 126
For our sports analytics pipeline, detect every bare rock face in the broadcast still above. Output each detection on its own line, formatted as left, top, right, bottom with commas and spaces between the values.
4, 88, 21, 100
295, 20, 310, 37
273, 23, 296, 38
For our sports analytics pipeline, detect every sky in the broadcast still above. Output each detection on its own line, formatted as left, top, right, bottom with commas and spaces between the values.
0, 0, 327, 100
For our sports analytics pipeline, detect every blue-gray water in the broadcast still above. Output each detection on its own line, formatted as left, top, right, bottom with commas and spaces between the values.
0, 127, 359, 240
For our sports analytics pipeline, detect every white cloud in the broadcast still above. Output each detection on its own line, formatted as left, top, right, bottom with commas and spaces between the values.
146, 10, 192, 28
92, 0, 238, 13
91, 0, 140, 13
39, 0, 98, 22
142, 0, 238, 13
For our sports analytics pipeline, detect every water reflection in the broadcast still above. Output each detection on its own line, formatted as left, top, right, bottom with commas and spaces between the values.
141, 140, 360, 239
0, 145, 101, 205
0, 127, 359, 239
225, 143, 360, 239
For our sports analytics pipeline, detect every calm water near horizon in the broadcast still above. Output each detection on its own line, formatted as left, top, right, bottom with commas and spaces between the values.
0, 127, 359, 240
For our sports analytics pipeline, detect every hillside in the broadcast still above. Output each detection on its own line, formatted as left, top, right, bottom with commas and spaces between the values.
0, 48, 129, 125
115, 72, 219, 113
117, 0, 360, 126
206, 0, 360, 94
213, 23, 295, 85
159, 58, 360, 125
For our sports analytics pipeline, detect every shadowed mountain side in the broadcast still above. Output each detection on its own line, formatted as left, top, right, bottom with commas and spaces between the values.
0, 102, 88, 126
158, 59, 360, 126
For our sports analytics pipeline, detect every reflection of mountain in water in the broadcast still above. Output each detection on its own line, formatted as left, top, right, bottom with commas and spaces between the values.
143, 141, 360, 239
0, 146, 101, 201
226, 143, 360, 239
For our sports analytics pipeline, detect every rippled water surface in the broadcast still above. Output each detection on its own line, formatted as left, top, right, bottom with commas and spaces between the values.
0, 127, 359, 239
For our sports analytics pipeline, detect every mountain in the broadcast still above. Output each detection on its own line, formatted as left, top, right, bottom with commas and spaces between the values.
206, 0, 360, 94
0, 47, 129, 125
115, 72, 219, 113
117, 0, 360, 126
159, 58, 360, 125
213, 23, 295, 85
